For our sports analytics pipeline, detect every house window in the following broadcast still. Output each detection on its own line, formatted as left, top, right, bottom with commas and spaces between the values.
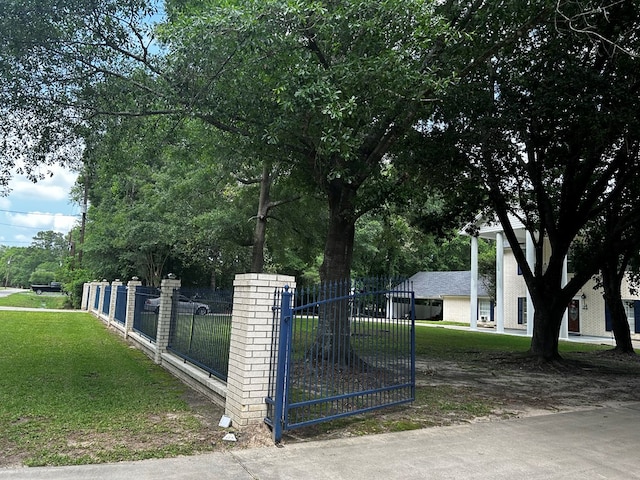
624, 300, 635, 332
518, 297, 527, 325
478, 299, 492, 322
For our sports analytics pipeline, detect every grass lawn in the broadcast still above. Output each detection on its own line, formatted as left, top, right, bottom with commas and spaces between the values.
0, 308, 624, 466
0, 292, 68, 309
0, 311, 219, 467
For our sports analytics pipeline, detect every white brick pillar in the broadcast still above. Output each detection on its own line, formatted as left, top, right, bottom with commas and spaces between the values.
125, 278, 142, 338
155, 277, 181, 364
81, 283, 90, 311
108, 280, 122, 325
225, 273, 296, 428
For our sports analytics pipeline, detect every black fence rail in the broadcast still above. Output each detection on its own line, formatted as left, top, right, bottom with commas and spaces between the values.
167, 288, 233, 381
266, 278, 415, 442
133, 286, 160, 342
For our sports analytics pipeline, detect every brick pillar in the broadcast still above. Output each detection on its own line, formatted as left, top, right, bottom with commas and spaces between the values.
155, 277, 181, 364
225, 273, 295, 428
81, 283, 90, 311
108, 280, 122, 325
125, 278, 142, 338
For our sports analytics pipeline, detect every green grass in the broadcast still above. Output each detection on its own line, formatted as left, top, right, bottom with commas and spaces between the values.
0, 292, 68, 309
0, 311, 215, 466
414, 325, 611, 358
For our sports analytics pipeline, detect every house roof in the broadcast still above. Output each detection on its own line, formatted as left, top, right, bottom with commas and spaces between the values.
407, 271, 490, 299
460, 212, 528, 243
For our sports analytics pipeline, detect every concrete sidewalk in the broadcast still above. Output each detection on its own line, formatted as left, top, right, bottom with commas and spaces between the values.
2, 402, 640, 480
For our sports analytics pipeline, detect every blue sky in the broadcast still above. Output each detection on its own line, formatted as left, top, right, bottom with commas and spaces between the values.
0, 165, 80, 248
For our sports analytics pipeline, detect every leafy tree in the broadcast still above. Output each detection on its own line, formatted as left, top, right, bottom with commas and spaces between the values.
432, 1, 640, 360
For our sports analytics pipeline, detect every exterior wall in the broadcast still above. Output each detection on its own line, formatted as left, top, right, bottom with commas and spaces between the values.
443, 297, 471, 323
503, 248, 528, 330
442, 296, 492, 324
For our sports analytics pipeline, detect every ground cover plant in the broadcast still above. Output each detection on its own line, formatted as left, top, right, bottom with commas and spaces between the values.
0, 291, 67, 309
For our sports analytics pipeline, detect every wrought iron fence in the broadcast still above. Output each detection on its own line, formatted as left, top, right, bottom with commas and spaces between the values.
133, 286, 160, 342
114, 285, 127, 325
167, 288, 233, 381
266, 278, 415, 442
102, 285, 112, 315
93, 285, 100, 310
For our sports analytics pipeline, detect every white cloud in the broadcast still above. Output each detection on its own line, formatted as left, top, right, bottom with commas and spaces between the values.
9, 212, 78, 234
10, 164, 78, 202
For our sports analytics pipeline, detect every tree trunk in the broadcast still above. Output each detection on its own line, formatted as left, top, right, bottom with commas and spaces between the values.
311, 179, 359, 365
250, 162, 272, 273
602, 258, 635, 354
529, 303, 564, 361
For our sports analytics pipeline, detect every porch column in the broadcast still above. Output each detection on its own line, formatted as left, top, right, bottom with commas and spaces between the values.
496, 232, 505, 334
526, 232, 535, 337
470, 236, 478, 331
560, 256, 569, 340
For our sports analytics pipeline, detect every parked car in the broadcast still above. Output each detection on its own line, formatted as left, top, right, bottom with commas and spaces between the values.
144, 294, 209, 315
31, 282, 63, 294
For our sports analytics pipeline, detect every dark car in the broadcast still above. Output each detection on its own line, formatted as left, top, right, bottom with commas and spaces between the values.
144, 295, 209, 315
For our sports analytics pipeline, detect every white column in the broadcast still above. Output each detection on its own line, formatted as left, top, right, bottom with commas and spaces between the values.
560, 256, 569, 340
526, 232, 535, 337
496, 232, 505, 334
470, 236, 479, 331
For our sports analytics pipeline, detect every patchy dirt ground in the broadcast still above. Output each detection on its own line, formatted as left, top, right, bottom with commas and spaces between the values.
279, 349, 640, 443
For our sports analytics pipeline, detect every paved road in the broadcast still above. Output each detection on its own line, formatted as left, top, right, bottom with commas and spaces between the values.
1, 402, 640, 480
0, 288, 26, 299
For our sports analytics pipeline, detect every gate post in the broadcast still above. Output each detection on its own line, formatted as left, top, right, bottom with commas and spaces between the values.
225, 273, 296, 429
272, 285, 293, 443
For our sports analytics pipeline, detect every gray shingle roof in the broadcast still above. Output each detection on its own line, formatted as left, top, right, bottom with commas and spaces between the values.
407, 271, 490, 298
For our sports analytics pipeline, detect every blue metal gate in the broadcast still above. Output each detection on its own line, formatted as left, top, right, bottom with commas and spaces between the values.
265, 278, 415, 443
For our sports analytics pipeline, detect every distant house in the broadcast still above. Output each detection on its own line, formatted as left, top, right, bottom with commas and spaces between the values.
461, 214, 640, 339
406, 271, 493, 322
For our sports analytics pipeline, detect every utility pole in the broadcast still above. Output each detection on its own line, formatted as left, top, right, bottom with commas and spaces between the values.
78, 171, 88, 266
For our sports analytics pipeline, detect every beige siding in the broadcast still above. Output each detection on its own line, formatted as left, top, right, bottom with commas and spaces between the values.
442, 296, 470, 323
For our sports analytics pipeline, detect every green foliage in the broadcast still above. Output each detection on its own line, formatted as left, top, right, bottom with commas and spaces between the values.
0, 233, 69, 288
28, 270, 57, 285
